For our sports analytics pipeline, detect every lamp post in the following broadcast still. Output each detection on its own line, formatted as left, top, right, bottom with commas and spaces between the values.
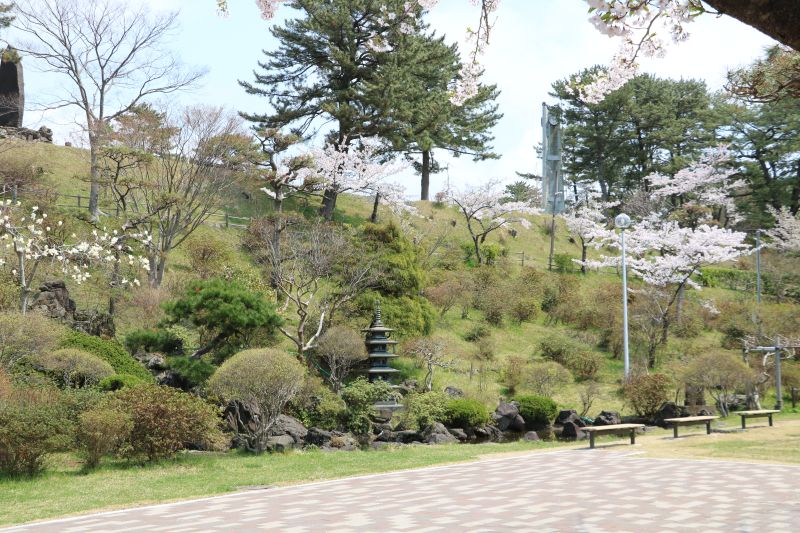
615, 213, 632, 380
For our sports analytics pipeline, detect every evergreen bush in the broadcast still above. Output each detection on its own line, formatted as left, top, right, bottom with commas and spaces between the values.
515, 394, 558, 429
444, 398, 490, 429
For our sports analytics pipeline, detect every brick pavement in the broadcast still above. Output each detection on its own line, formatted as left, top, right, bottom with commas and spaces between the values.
4, 449, 799, 532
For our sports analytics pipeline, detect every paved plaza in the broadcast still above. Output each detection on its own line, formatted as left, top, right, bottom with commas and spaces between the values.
5, 449, 799, 532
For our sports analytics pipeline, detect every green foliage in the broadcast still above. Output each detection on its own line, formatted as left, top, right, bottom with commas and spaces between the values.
0, 387, 72, 476
463, 323, 491, 343
163, 279, 282, 361
209, 348, 305, 452
552, 254, 575, 273
0, 312, 62, 371
444, 398, 490, 429
362, 223, 425, 297
166, 356, 216, 389
76, 407, 134, 469
288, 375, 346, 431
500, 355, 529, 395
623, 373, 672, 418
527, 361, 573, 397
538, 334, 602, 380
340, 377, 394, 436
515, 395, 558, 430
403, 391, 449, 430
30, 348, 114, 388
97, 374, 147, 392
355, 292, 436, 338
60, 331, 152, 382
184, 231, 234, 280
106, 384, 224, 462
124, 329, 183, 356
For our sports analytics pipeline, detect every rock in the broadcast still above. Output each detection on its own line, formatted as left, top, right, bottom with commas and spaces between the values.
395, 429, 423, 444
397, 379, 419, 395
305, 427, 332, 447
269, 414, 308, 444
29, 281, 114, 337
146, 355, 166, 370
0, 47, 24, 128
561, 421, 587, 440
71, 309, 115, 338
654, 402, 687, 426
471, 425, 504, 443
265, 434, 295, 453
593, 411, 622, 427
523, 431, 540, 441
328, 432, 358, 451
427, 432, 457, 445
554, 409, 586, 427
492, 402, 526, 432
376, 429, 397, 442
444, 386, 464, 398
536, 425, 555, 441
447, 427, 469, 442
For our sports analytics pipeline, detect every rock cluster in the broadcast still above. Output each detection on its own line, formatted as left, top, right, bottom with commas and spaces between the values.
30, 281, 115, 337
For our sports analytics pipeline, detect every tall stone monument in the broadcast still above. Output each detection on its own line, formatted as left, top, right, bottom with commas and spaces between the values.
541, 102, 564, 214
0, 47, 24, 128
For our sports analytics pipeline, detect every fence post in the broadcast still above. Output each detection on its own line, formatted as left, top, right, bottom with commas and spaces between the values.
77, 195, 81, 209
225, 213, 229, 228
792, 387, 798, 409
11, 184, 17, 203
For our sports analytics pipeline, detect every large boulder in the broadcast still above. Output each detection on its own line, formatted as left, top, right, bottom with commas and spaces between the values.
554, 409, 586, 427
523, 431, 540, 442
328, 432, 359, 451
654, 402, 687, 426
447, 427, 469, 442
305, 427, 333, 447
269, 414, 308, 444
422, 422, 457, 444
493, 402, 526, 432
264, 434, 295, 453
471, 425, 503, 443
444, 386, 464, 398
395, 429, 424, 444
561, 421, 587, 440
593, 411, 622, 427
29, 281, 114, 337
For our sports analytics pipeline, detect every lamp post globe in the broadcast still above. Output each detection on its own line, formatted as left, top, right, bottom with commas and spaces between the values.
615, 213, 631, 229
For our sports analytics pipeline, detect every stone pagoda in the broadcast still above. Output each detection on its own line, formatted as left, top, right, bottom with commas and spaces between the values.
362, 301, 399, 382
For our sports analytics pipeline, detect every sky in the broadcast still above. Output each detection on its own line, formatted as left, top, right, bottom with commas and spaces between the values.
9, 0, 779, 199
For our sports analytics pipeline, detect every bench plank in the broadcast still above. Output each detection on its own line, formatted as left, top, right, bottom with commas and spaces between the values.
663, 416, 719, 438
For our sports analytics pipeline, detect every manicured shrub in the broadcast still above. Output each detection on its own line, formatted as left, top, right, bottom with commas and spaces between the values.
208, 348, 304, 453
30, 348, 114, 388
164, 279, 282, 362
515, 394, 558, 429
527, 361, 573, 397
623, 373, 672, 419
404, 391, 449, 430
315, 326, 367, 392
444, 398, 490, 429
107, 384, 224, 461
0, 387, 72, 476
124, 329, 184, 356
60, 331, 152, 382
77, 407, 134, 468
97, 373, 147, 392
340, 377, 395, 436
0, 311, 62, 370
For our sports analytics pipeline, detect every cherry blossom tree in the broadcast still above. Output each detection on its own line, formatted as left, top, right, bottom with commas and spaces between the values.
449, 180, 537, 265
647, 146, 744, 227
765, 206, 800, 252
563, 192, 615, 273
0, 202, 149, 314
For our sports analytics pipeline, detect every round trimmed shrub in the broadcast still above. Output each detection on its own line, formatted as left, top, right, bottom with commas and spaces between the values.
404, 391, 449, 430
60, 331, 152, 382
77, 407, 134, 468
515, 394, 558, 429
30, 349, 114, 388
444, 398, 490, 429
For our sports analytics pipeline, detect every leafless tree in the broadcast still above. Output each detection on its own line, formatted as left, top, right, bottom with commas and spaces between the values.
405, 336, 455, 392
314, 325, 367, 392
247, 219, 378, 363
12, 0, 204, 218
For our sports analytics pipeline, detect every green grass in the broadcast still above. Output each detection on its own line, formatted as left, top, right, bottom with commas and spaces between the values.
0, 441, 564, 527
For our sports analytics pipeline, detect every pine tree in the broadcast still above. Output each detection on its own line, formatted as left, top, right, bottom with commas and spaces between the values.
241, 0, 426, 219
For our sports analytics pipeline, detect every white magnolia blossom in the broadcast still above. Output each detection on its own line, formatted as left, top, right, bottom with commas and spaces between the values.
647, 146, 745, 223
582, 0, 699, 102
588, 214, 750, 289
0, 200, 149, 311
765, 206, 800, 252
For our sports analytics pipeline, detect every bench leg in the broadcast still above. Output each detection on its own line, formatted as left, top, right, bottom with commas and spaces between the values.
673, 425, 679, 439
589, 432, 595, 449
630, 429, 636, 445
706, 421, 712, 435
769, 414, 773, 427
741, 417, 746, 430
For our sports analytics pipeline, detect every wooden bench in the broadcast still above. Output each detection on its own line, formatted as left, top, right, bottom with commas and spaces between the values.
663, 415, 719, 438
737, 409, 780, 429
582, 424, 645, 449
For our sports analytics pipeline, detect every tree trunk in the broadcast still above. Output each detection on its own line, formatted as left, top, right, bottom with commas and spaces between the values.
580, 240, 587, 274
420, 149, 431, 201
88, 135, 101, 220
370, 192, 380, 223
704, 0, 800, 52
472, 236, 482, 265
320, 188, 338, 221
